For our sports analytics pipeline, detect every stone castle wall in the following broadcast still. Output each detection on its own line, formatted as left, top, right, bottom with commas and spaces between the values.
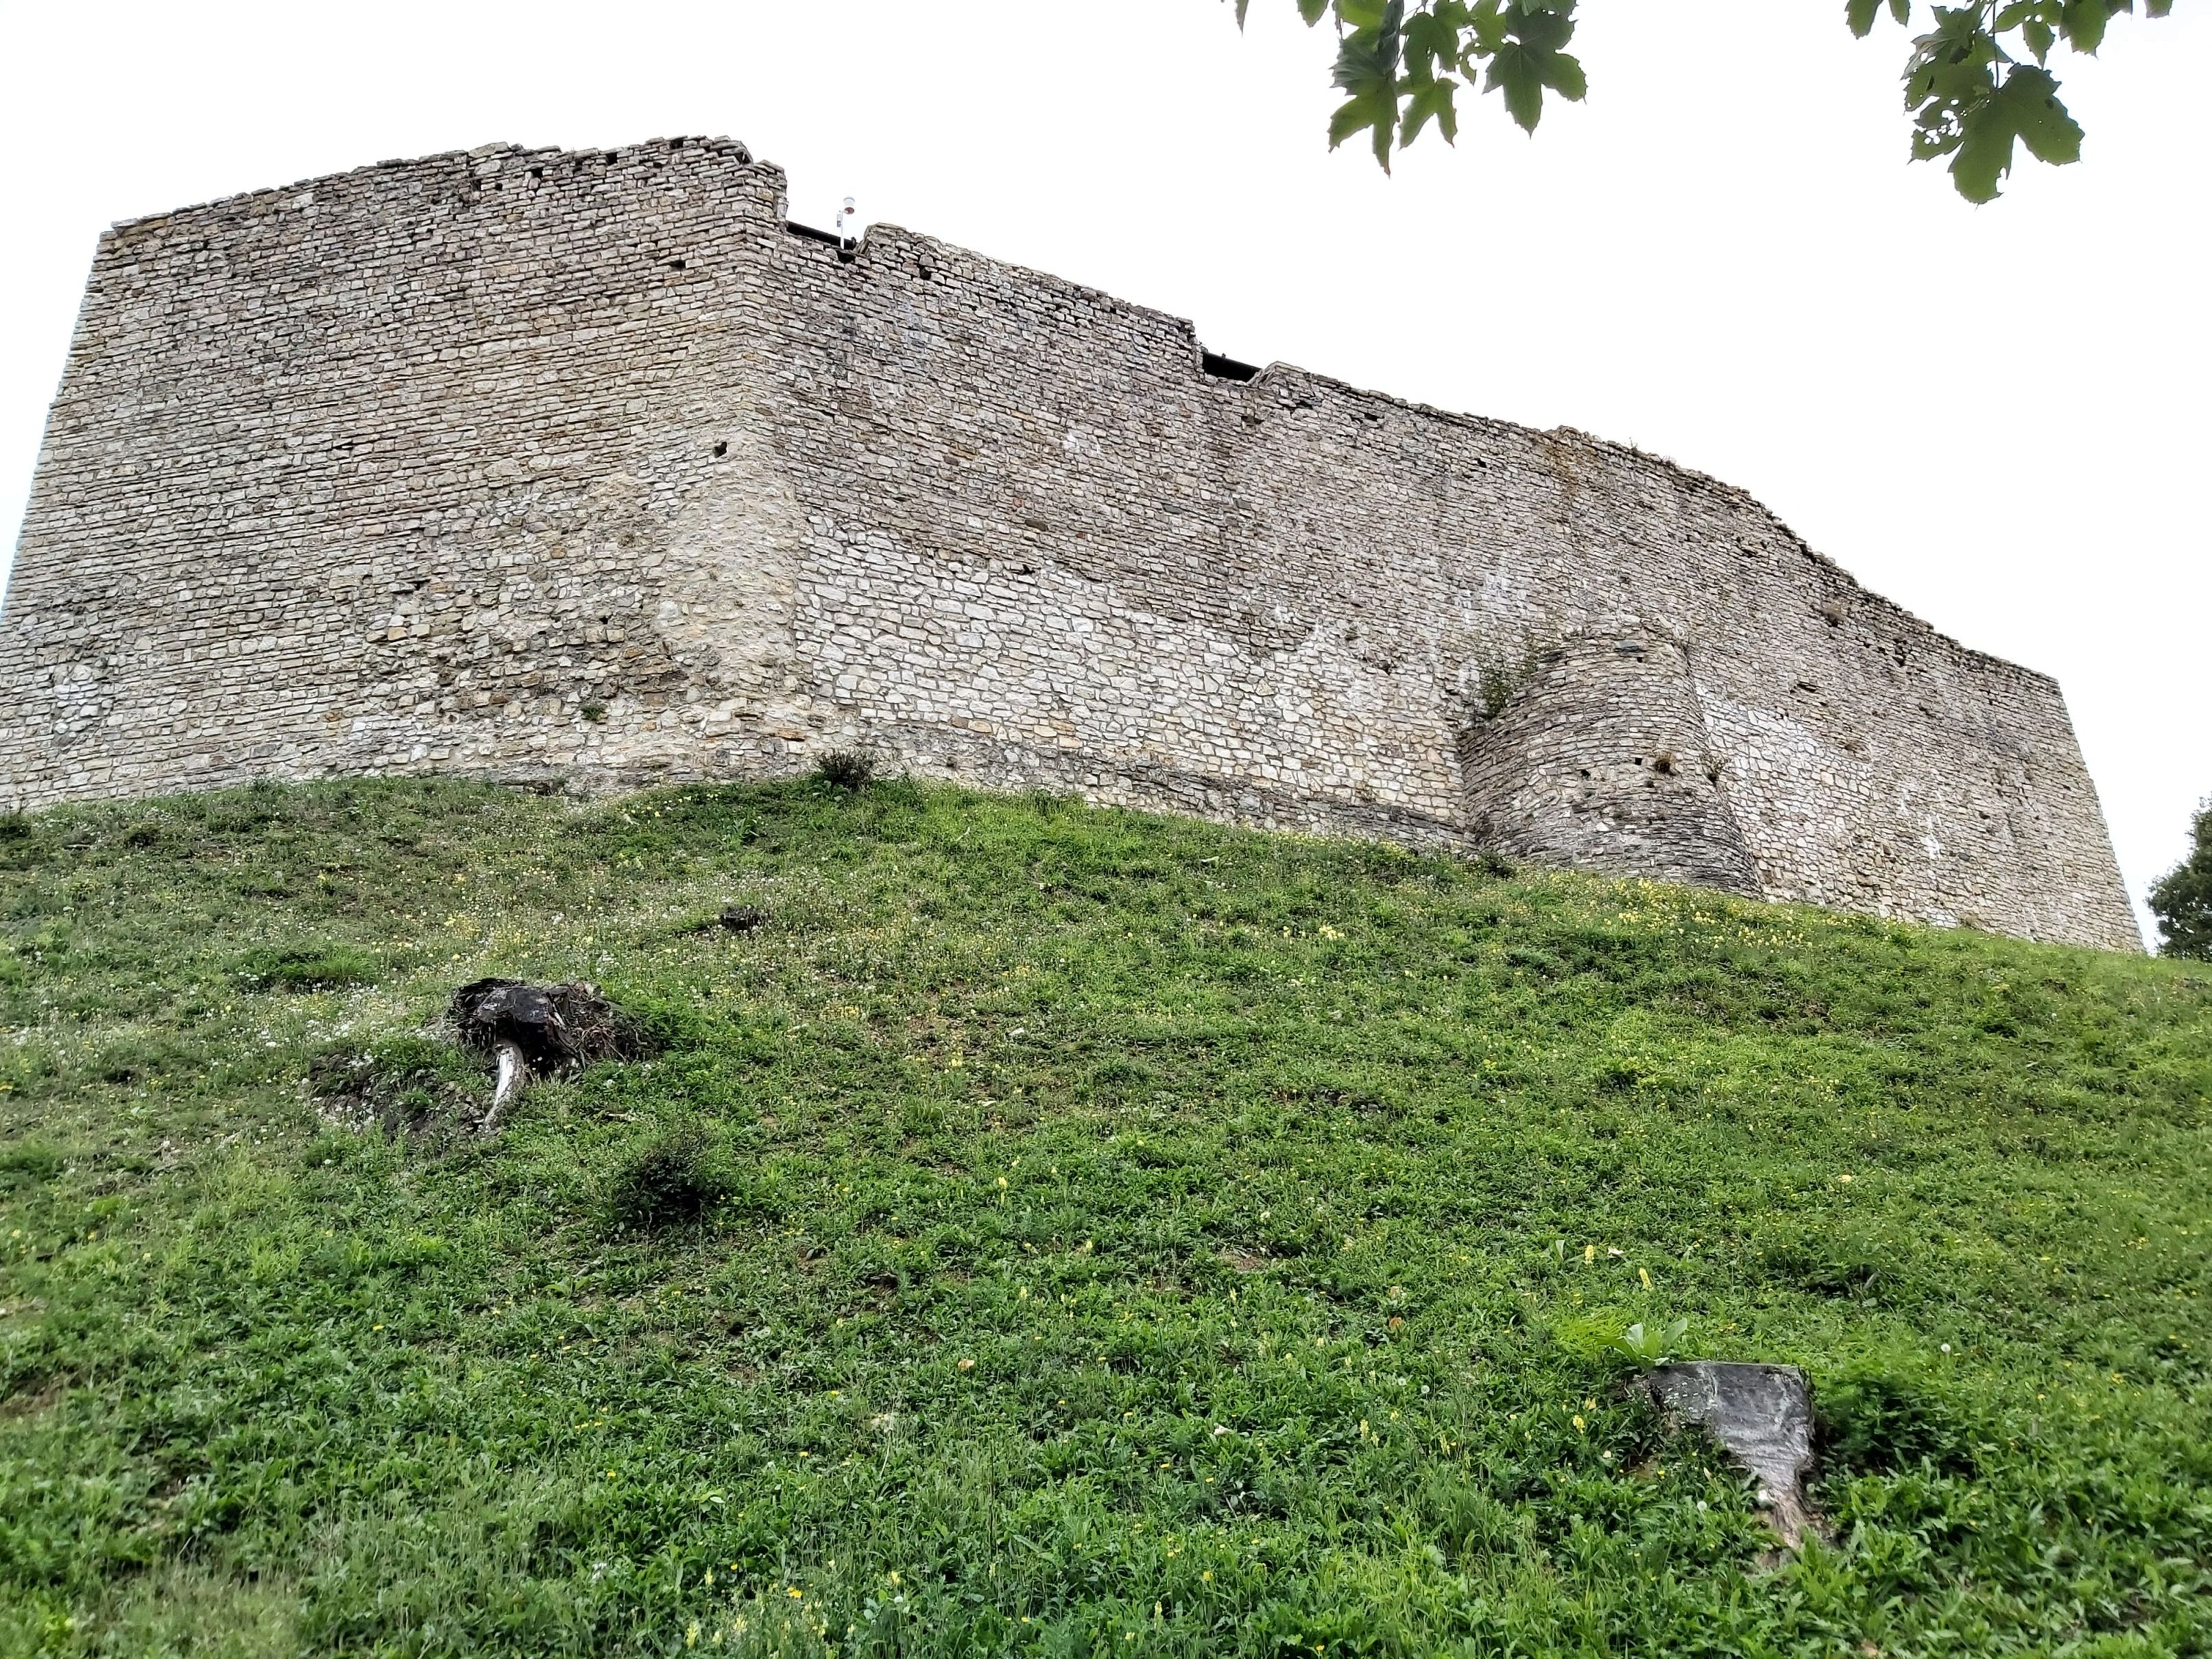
0, 138, 2139, 950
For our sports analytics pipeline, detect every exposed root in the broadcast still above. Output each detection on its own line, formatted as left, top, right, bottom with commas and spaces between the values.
484, 1039, 530, 1135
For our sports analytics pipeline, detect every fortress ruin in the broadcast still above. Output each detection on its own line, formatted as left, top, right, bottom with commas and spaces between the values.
0, 138, 2139, 951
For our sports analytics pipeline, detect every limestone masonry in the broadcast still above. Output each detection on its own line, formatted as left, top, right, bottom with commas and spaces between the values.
0, 138, 2139, 949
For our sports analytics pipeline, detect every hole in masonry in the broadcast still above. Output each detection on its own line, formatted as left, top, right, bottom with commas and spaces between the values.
712, 442, 728, 459
668, 259, 686, 270
1201, 351, 1260, 382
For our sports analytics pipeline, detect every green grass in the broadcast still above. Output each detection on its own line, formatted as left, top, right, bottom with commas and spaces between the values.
1, 775, 2209, 1658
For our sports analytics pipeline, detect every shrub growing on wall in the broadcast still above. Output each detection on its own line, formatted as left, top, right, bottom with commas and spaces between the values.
2150, 799, 2212, 959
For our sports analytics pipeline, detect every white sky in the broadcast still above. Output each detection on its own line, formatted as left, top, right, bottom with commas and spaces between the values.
3, 1, 2204, 945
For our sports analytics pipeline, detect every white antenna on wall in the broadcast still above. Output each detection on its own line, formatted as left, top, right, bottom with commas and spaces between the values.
835, 196, 857, 251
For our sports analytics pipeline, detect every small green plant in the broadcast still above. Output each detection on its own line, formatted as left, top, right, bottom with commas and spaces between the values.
1815, 1367, 1980, 1477
231, 944, 380, 992
0, 1143, 64, 1189
581, 702, 608, 724
1611, 1317, 1690, 1368
0, 811, 29, 842
300, 1130, 363, 1171
93, 1031, 193, 1086
815, 749, 877, 791
608, 1128, 730, 1232
1476, 663, 1521, 720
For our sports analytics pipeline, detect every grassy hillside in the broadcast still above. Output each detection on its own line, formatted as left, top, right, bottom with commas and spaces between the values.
1, 776, 2208, 1658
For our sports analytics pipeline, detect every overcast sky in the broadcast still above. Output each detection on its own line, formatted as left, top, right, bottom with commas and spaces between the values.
3, 1, 2204, 944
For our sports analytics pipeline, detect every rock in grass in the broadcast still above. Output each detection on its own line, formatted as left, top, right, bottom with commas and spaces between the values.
1637, 1362, 1817, 1547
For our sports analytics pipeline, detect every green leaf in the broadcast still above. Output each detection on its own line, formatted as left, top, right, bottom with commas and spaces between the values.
1903, 4, 2003, 155
1338, 0, 1390, 26
1330, 0, 1406, 91
1467, 0, 1511, 54
1486, 45, 1546, 132
1329, 96, 1398, 169
1401, 75, 1460, 145
1329, 71, 1405, 167
1329, 95, 1378, 151
2021, 16, 2056, 60
1848, 0, 1885, 37
1945, 63, 2080, 200
1403, 7, 1467, 77
1950, 104, 2016, 199
1298, 0, 1332, 24
1611, 1317, 1691, 1368
1327, 0, 1406, 168
1327, 77, 1397, 168
2057, 0, 2111, 51
1234, 0, 1251, 28
1471, 1, 1580, 131
1504, 4, 1575, 51
2001, 64, 2082, 163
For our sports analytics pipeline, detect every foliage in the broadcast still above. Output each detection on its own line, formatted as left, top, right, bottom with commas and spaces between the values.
1232, 0, 2174, 200
228, 942, 381, 993
1, 776, 2209, 1655
608, 1129, 732, 1233
1611, 1316, 1690, 1368
2150, 798, 2212, 959
0, 1145, 64, 1192
1816, 1364, 1982, 1477
814, 750, 878, 791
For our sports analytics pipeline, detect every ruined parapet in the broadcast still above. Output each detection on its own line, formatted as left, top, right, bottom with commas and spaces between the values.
1460, 627, 1759, 895
0, 139, 2142, 951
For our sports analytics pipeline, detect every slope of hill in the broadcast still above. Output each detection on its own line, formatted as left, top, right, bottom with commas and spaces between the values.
1, 777, 2207, 1658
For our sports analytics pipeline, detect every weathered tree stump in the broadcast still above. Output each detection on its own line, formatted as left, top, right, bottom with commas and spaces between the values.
447, 978, 652, 1132
1635, 1361, 1818, 1547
